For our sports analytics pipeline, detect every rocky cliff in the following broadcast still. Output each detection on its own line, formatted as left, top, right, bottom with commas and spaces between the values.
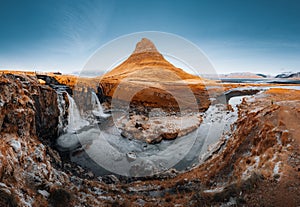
0, 74, 59, 142
0, 73, 70, 206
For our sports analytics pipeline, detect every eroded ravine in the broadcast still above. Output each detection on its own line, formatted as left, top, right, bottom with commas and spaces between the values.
56, 85, 262, 178
1, 73, 300, 206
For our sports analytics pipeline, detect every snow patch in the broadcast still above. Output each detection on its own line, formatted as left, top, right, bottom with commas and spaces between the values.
273, 161, 281, 175
9, 139, 21, 153
220, 197, 237, 207
242, 156, 260, 179
203, 186, 224, 193
0, 182, 8, 188
38, 189, 50, 198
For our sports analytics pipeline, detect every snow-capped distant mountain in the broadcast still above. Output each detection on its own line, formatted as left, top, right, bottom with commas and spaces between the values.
275, 72, 300, 78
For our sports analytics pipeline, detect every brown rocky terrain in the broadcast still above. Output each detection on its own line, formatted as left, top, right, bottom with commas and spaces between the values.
0, 73, 59, 142
107, 87, 300, 206
0, 72, 299, 206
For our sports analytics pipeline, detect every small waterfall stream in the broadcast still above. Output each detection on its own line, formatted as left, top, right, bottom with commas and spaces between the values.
56, 93, 90, 151
57, 91, 68, 135
91, 92, 110, 118
66, 93, 89, 133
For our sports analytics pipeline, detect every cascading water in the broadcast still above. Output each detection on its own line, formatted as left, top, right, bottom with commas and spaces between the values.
57, 91, 68, 135
66, 93, 89, 133
56, 93, 90, 151
91, 91, 110, 118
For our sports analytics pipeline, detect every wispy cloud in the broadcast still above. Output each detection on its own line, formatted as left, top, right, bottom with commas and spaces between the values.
52, 1, 114, 55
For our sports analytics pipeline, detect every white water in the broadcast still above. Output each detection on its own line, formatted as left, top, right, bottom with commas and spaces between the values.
91, 92, 110, 118
228, 95, 253, 112
57, 92, 67, 134
66, 93, 89, 133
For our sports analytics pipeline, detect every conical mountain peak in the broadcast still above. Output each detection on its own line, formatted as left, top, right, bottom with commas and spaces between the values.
100, 38, 209, 113
102, 38, 198, 80
133, 38, 159, 54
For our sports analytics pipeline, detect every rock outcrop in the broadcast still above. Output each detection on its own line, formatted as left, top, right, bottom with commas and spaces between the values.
0, 74, 68, 206
118, 112, 202, 143
0, 74, 59, 142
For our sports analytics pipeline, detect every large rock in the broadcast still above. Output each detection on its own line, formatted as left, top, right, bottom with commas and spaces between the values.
117, 112, 202, 143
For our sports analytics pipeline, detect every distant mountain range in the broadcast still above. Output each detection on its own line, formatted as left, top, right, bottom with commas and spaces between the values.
202, 72, 272, 79
275, 72, 300, 78
220, 72, 269, 79
203, 72, 300, 79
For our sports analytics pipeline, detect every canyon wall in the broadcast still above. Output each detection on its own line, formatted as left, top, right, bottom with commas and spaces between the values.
0, 73, 59, 142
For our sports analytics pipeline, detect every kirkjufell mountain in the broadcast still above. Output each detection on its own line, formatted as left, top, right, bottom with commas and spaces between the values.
102, 38, 198, 80
100, 38, 210, 111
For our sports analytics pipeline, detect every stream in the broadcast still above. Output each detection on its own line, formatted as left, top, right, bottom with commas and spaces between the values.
55, 93, 246, 177
55, 85, 300, 177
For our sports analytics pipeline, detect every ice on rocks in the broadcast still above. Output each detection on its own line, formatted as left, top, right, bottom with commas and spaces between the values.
273, 161, 281, 175
38, 189, 50, 198
9, 139, 21, 153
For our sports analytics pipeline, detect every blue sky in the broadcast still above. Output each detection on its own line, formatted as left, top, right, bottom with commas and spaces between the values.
0, 0, 300, 75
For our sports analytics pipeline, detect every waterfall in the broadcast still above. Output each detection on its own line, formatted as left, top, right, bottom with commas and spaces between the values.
57, 91, 68, 135
66, 93, 89, 132
91, 91, 110, 118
